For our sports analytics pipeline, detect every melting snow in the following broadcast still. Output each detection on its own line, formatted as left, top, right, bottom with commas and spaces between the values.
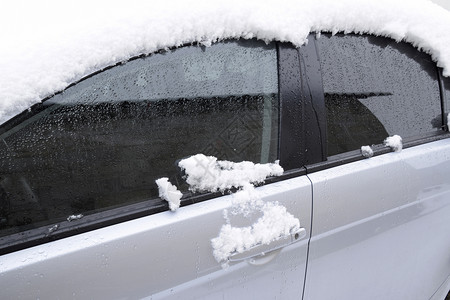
67, 214, 83, 222
384, 135, 403, 152
47, 224, 59, 235
155, 177, 182, 211
361, 145, 374, 158
1, 0, 450, 123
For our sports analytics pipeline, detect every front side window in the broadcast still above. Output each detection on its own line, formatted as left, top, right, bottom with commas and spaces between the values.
316, 34, 442, 156
0, 40, 279, 237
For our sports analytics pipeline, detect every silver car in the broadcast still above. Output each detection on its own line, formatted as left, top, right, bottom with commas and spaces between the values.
0, 33, 449, 299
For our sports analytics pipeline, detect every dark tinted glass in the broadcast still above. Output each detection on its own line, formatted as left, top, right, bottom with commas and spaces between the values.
316, 34, 441, 156
0, 40, 279, 236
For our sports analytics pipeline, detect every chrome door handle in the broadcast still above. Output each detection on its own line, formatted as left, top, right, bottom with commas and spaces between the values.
228, 227, 306, 263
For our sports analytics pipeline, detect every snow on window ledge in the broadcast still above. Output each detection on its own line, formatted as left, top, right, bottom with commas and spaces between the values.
155, 177, 182, 211
384, 135, 403, 152
361, 145, 374, 158
178, 154, 283, 193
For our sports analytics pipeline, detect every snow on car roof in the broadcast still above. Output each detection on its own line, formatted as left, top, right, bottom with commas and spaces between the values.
1, 0, 450, 124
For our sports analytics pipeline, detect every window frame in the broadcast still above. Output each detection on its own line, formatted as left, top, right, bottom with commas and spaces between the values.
301, 33, 450, 174
438, 67, 449, 131
0, 40, 308, 255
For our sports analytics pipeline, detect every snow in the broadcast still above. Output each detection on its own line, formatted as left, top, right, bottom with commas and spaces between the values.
67, 214, 83, 222
175, 154, 298, 265
1, 0, 450, 124
361, 146, 374, 158
47, 224, 59, 235
178, 154, 283, 193
384, 135, 403, 152
227, 183, 264, 217
155, 177, 182, 211
211, 200, 300, 263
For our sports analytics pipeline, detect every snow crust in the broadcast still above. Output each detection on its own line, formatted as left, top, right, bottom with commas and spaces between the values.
384, 135, 403, 152
155, 177, 182, 211
361, 146, 374, 158
1, 0, 450, 124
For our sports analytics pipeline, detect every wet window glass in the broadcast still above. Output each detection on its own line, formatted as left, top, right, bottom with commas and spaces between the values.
0, 40, 279, 237
316, 34, 441, 156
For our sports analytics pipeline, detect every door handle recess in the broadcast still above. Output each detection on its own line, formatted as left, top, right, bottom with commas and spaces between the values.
228, 227, 306, 263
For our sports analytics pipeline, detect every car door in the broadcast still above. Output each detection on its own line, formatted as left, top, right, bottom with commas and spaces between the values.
302, 34, 450, 299
0, 40, 313, 299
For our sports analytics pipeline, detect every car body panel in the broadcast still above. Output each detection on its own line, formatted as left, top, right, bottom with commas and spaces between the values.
0, 176, 312, 299
304, 139, 450, 299
0, 30, 449, 300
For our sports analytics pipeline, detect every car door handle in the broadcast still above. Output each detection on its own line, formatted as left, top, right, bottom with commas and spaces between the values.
228, 227, 307, 263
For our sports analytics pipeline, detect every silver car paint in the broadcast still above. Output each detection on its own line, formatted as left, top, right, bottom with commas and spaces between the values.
0, 176, 312, 299
304, 139, 450, 299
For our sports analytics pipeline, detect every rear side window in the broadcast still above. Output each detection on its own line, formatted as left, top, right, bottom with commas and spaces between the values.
0, 40, 279, 237
316, 34, 442, 156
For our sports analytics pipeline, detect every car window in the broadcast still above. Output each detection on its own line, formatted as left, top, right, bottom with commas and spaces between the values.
0, 39, 279, 237
316, 34, 442, 156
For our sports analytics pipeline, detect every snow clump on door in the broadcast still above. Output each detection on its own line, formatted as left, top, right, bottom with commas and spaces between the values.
177, 154, 299, 267
156, 154, 300, 267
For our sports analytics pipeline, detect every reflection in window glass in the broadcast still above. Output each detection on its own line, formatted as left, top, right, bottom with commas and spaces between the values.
316, 34, 441, 156
0, 40, 279, 237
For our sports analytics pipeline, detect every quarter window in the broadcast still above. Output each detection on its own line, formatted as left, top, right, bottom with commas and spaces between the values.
0, 40, 279, 237
316, 34, 442, 156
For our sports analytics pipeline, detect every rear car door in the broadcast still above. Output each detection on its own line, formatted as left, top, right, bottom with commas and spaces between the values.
0, 40, 312, 299
302, 34, 450, 299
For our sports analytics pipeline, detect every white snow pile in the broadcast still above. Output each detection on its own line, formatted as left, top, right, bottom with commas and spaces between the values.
155, 177, 183, 211
384, 135, 403, 152
361, 145, 374, 158
211, 199, 300, 264
178, 154, 283, 193
176, 154, 299, 266
1, 0, 450, 124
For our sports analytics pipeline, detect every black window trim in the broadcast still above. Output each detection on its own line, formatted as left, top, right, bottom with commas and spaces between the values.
438, 67, 448, 131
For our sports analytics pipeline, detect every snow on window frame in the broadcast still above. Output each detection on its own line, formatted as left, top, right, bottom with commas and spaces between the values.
384, 135, 403, 152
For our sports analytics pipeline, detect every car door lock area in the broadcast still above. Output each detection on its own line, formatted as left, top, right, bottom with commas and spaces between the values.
227, 227, 307, 264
